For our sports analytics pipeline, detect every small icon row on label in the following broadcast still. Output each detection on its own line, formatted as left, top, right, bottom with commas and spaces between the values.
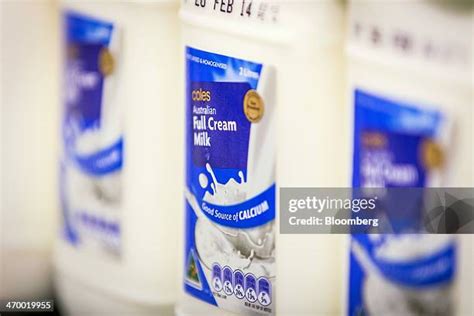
212, 263, 271, 306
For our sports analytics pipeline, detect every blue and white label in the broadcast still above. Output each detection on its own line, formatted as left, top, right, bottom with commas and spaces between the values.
348, 89, 456, 316
184, 47, 275, 314
60, 12, 123, 257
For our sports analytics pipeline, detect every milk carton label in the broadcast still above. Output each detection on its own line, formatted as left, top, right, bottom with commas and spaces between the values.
60, 12, 123, 257
184, 47, 275, 315
348, 89, 456, 316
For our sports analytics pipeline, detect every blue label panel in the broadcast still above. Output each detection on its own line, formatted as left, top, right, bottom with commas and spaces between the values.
61, 12, 123, 255
184, 47, 275, 314
348, 89, 456, 316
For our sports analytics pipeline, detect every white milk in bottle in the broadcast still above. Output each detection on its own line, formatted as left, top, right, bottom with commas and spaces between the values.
346, 1, 473, 315
1, 0, 59, 300
54, 1, 181, 314
178, 1, 347, 315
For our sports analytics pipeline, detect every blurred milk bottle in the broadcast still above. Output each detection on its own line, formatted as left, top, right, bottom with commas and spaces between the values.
1, 0, 59, 300
346, 1, 473, 315
54, 1, 181, 315
178, 1, 347, 315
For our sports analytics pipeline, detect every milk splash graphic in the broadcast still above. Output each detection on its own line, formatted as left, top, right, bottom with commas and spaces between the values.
189, 163, 275, 269
184, 47, 275, 314
202, 163, 247, 205
352, 235, 455, 316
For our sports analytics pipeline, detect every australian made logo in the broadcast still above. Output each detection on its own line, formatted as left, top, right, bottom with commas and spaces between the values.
186, 249, 203, 290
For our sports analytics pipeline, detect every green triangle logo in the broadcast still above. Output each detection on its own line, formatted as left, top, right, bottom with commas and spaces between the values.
186, 249, 202, 289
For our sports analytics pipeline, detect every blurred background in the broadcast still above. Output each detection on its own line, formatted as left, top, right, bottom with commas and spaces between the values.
1, 0, 59, 300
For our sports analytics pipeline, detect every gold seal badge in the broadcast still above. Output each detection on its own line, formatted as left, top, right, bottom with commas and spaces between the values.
99, 47, 114, 76
421, 139, 444, 170
243, 90, 264, 123
362, 132, 386, 148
